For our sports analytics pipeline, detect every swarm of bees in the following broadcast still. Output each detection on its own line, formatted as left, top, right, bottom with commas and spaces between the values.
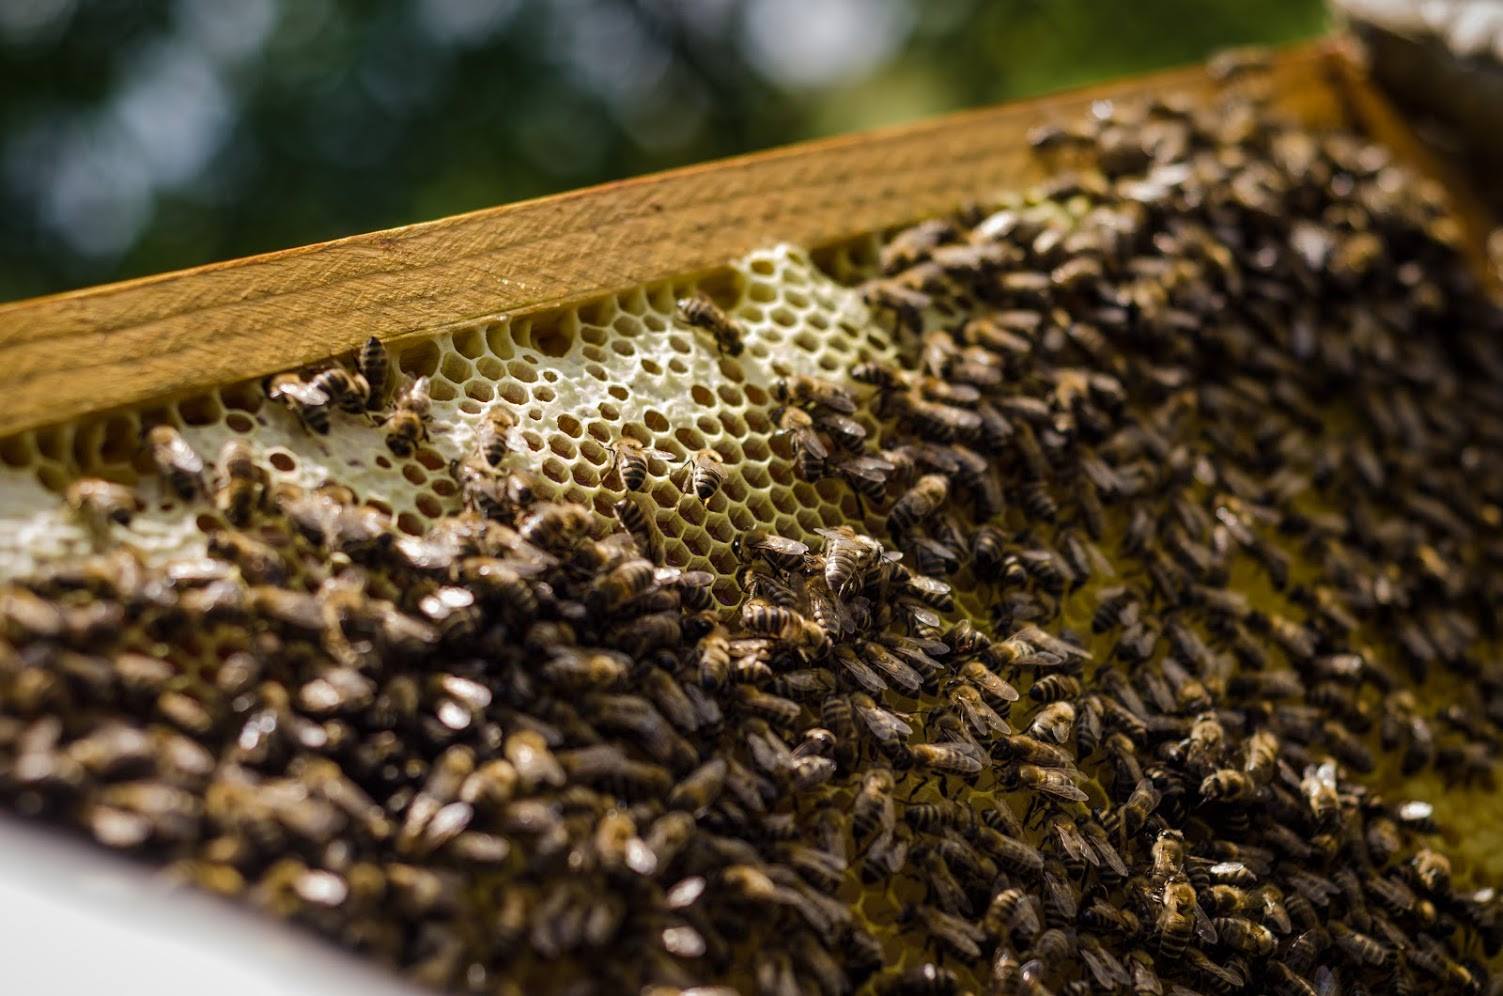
5, 50, 1503, 996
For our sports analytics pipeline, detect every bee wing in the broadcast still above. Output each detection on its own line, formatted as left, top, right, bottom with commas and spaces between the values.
836, 648, 890, 696
957, 688, 1012, 736
1263, 894, 1292, 934
809, 584, 855, 636
286, 381, 331, 406
763, 535, 811, 558
836, 457, 890, 488
796, 428, 833, 461
854, 698, 912, 742
1083, 541, 1116, 578
158, 432, 200, 467
1079, 941, 1127, 988
902, 603, 944, 630
745, 729, 792, 776
1041, 772, 1089, 803
861, 642, 922, 696
815, 411, 867, 438
1012, 651, 1067, 671
1014, 624, 1091, 662
819, 392, 858, 415
905, 574, 953, 602
1192, 902, 1219, 944
923, 741, 984, 773
1052, 819, 1097, 866
1090, 835, 1131, 878
983, 672, 1022, 703
399, 375, 430, 406
888, 634, 949, 658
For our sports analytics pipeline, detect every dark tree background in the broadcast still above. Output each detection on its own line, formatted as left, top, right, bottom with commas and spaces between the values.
0, 0, 1324, 303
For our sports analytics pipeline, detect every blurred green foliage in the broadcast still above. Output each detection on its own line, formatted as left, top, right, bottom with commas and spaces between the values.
0, 0, 1324, 303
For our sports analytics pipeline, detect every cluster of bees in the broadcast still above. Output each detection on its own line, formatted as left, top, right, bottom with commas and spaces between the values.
266, 335, 433, 456
5, 54, 1503, 996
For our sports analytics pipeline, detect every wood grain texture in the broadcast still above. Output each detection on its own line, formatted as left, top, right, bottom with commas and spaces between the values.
0, 40, 1423, 437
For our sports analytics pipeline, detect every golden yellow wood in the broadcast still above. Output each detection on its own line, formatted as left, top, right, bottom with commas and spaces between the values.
0, 40, 1484, 439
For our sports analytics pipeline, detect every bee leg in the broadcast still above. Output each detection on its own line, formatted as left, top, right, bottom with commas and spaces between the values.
646, 520, 663, 564
851, 489, 868, 521
1023, 794, 1045, 828
670, 454, 693, 491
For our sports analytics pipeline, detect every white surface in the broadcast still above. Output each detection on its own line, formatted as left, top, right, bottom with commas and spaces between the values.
0, 817, 417, 996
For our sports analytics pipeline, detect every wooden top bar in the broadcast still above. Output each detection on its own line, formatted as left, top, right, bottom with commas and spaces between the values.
0, 40, 1472, 438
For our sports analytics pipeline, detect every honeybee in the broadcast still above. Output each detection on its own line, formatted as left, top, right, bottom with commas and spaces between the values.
834, 454, 896, 502
952, 683, 1012, 737
733, 529, 809, 572
1243, 728, 1278, 784
879, 217, 954, 273
888, 474, 949, 534
850, 692, 913, 744
358, 336, 388, 409
1029, 674, 1081, 703
1329, 921, 1390, 967
206, 530, 286, 585
734, 686, 802, 728
814, 410, 868, 455
213, 440, 266, 526
959, 661, 1019, 710
815, 526, 879, 594
772, 374, 857, 414
590, 557, 656, 612
610, 437, 658, 492
308, 366, 370, 414
1155, 879, 1198, 958
384, 376, 431, 456
1214, 919, 1274, 961
851, 360, 908, 401
611, 496, 658, 560
739, 597, 801, 636
518, 501, 593, 551
666, 756, 726, 816
862, 279, 930, 332
267, 373, 332, 433
144, 425, 205, 499
1026, 701, 1075, 744
852, 767, 896, 838
901, 903, 986, 961
677, 292, 744, 356
1200, 768, 1257, 804
775, 406, 830, 479
892, 391, 982, 443
1411, 848, 1451, 893
985, 887, 1041, 942
1014, 764, 1088, 802
65, 477, 140, 532
472, 407, 516, 467
1300, 761, 1339, 828
857, 641, 923, 696
682, 448, 727, 501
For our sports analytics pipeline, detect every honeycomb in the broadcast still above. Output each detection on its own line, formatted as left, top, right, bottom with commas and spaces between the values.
0, 241, 893, 604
